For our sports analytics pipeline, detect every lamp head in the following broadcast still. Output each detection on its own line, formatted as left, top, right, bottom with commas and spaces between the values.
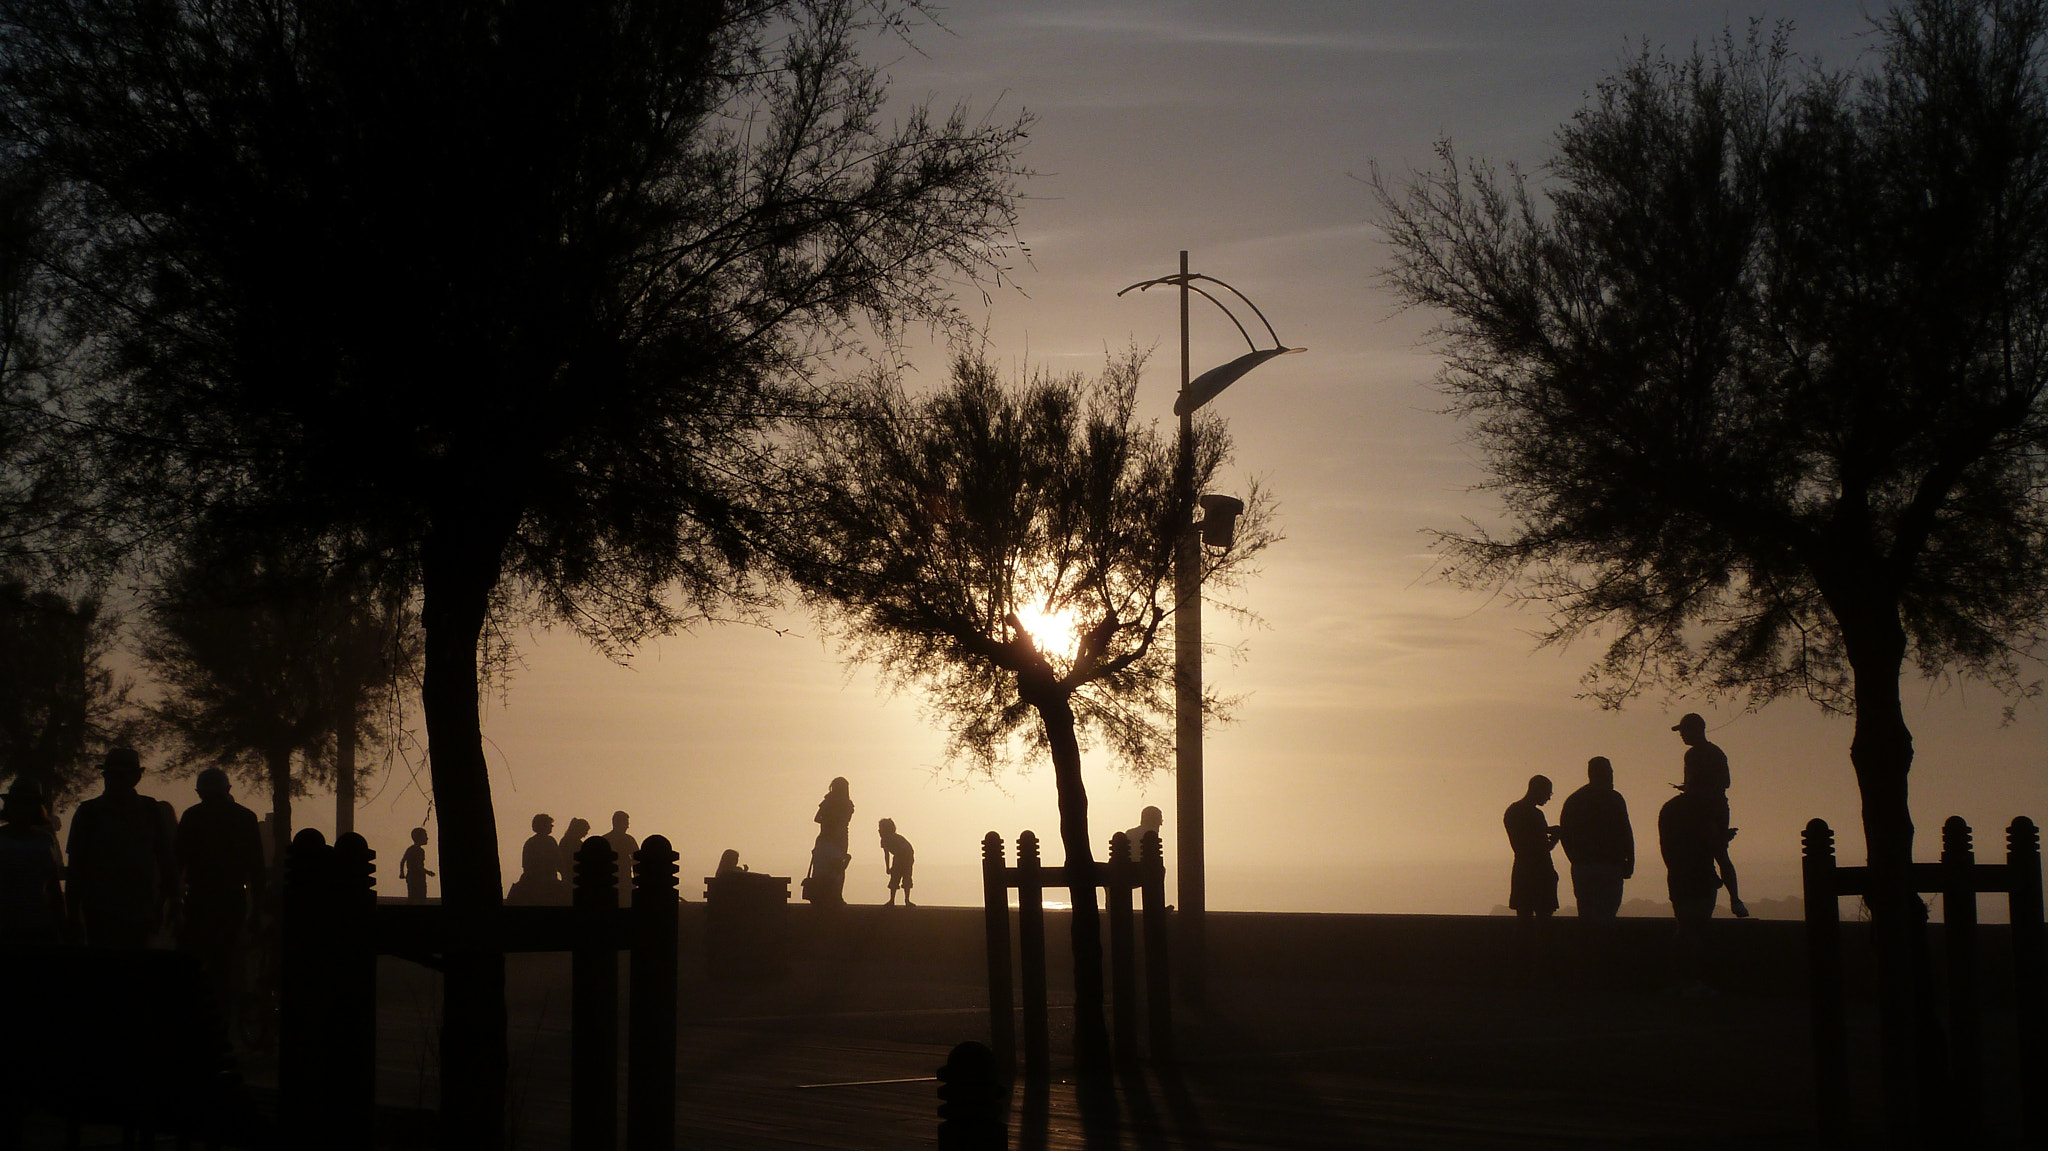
1198, 493, 1246, 549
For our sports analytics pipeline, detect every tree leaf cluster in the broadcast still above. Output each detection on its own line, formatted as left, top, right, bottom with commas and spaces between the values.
138, 536, 419, 798
1374, 6, 2048, 715
0, 0, 1029, 647
787, 352, 1276, 779
0, 580, 131, 804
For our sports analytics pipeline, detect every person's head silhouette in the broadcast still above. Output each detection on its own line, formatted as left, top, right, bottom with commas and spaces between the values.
532, 813, 554, 835
1525, 774, 1554, 805
196, 767, 232, 801
878, 817, 896, 835
411, 827, 429, 846
101, 747, 143, 792
611, 810, 630, 833
563, 816, 590, 841
1587, 757, 1613, 787
1138, 805, 1163, 830
827, 777, 849, 800
2, 776, 48, 826
1672, 712, 1707, 747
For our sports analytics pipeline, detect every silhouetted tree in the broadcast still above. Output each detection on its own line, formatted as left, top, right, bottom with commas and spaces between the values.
139, 541, 415, 869
0, 581, 132, 805
0, 0, 1023, 1136
1374, 2, 2048, 1129
0, 162, 84, 581
787, 354, 1274, 1086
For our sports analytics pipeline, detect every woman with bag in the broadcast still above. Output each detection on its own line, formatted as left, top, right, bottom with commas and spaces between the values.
804, 778, 853, 904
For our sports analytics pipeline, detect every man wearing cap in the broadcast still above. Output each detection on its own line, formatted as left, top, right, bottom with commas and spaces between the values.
65, 748, 176, 947
1671, 714, 1748, 918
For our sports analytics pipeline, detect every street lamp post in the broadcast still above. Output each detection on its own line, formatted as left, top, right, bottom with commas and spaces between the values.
1120, 251, 1302, 1003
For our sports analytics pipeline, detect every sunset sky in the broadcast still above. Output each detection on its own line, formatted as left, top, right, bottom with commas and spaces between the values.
146, 0, 2044, 914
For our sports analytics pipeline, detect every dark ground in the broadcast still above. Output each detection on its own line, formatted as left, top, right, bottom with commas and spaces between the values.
18, 905, 2032, 1148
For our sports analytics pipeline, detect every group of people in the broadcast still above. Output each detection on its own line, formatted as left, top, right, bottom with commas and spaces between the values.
501, 779, 924, 908
505, 810, 640, 904
804, 777, 917, 906
0, 749, 269, 1029
1504, 713, 1749, 977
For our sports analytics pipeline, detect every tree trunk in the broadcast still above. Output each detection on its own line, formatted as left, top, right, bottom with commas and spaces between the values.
1032, 692, 1115, 1105
335, 700, 356, 839
421, 520, 512, 1149
267, 744, 293, 876
1843, 601, 1939, 1146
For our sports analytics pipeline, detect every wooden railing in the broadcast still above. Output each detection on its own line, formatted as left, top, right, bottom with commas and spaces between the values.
1802, 815, 2046, 1148
279, 829, 680, 1151
981, 829, 1171, 1079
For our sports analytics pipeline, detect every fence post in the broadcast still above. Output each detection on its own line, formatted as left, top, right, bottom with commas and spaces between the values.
332, 833, 378, 1150
1803, 818, 1849, 1149
982, 833, 1015, 1078
1107, 832, 1138, 1064
1140, 830, 1172, 1062
279, 828, 333, 1145
628, 835, 679, 1151
2009, 817, 2045, 1145
1940, 816, 1980, 1146
1016, 831, 1049, 1083
573, 836, 620, 1151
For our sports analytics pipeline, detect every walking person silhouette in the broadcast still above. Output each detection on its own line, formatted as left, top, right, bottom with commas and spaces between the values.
399, 828, 434, 904
175, 768, 265, 1023
66, 748, 175, 948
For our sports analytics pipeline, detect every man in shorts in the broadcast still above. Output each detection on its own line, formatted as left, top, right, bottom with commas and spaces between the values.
878, 818, 914, 906
1672, 713, 1748, 918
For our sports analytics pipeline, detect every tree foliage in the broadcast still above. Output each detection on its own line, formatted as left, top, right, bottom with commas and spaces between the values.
138, 538, 418, 863
802, 354, 1272, 773
1373, 2, 2048, 1129
1379, 18, 2048, 717
0, 581, 132, 805
0, 0, 1025, 1137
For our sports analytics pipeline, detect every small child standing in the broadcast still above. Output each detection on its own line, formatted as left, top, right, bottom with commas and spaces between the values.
878, 818, 915, 907
400, 827, 434, 904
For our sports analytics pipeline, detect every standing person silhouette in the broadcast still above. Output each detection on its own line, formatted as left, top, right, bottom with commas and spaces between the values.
807, 778, 853, 905
603, 811, 637, 904
400, 828, 434, 904
1671, 713, 1748, 918
1558, 757, 1634, 920
0, 777, 65, 944
1504, 775, 1560, 917
66, 748, 175, 948
878, 818, 915, 906
1660, 787, 1724, 992
175, 768, 265, 1022
1504, 775, 1560, 982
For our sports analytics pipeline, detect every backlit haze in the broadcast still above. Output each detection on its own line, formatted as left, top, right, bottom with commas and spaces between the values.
131, 1, 2046, 913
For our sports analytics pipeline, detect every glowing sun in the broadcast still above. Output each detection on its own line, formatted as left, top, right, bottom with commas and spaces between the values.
1013, 601, 1081, 663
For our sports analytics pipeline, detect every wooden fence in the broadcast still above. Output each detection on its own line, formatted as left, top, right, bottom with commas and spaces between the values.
279, 829, 680, 1151
981, 829, 1171, 1080
1802, 815, 2046, 1148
